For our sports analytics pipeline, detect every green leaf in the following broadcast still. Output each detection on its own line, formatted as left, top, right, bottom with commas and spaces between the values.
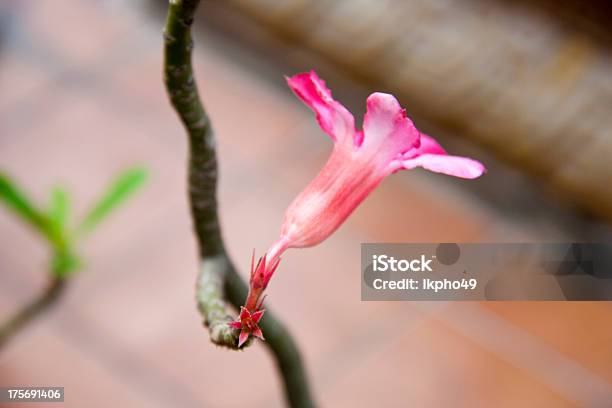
48, 186, 70, 230
0, 172, 48, 234
76, 167, 147, 236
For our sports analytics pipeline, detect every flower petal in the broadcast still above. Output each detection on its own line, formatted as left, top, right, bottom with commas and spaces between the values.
402, 154, 486, 179
228, 321, 242, 330
251, 309, 265, 323
408, 133, 446, 157
361, 93, 420, 159
238, 329, 250, 348
239, 306, 251, 321
286, 71, 355, 145
252, 326, 265, 341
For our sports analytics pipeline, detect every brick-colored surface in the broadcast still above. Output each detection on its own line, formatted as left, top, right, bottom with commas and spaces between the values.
0, 1, 610, 407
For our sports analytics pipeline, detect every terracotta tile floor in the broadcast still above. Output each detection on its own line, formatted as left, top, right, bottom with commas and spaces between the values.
0, 1, 611, 407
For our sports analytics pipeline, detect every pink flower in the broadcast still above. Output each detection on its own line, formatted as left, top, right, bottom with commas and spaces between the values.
230, 71, 485, 345
278, 71, 485, 249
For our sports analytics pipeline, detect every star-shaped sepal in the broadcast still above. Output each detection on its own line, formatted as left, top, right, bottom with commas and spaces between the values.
228, 306, 265, 348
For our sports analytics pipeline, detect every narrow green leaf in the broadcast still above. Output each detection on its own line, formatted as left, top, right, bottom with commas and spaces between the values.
76, 167, 147, 236
48, 186, 70, 230
0, 172, 48, 234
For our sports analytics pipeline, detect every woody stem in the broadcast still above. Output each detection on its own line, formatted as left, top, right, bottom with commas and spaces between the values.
163, 1, 315, 407
0, 276, 67, 348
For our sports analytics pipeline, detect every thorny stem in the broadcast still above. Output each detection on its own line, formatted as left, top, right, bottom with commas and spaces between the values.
0, 277, 67, 348
163, 1, 315, 407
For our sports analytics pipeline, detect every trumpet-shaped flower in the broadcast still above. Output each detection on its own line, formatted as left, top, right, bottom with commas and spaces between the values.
231, 71, 485, 346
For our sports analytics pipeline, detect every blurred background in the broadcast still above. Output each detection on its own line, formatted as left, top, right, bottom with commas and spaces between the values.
1, 0, 611, 406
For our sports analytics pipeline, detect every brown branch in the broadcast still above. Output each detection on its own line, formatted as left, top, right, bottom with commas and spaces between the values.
0, 276, 67, 348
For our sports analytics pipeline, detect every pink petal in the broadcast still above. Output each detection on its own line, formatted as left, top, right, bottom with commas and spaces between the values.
252, 326, 265, 341
410, 133, 447, 156
361, 93, 420, 160
402, 154, 486, 179
286, 71, 355, 145
251, 309, 265, 323
238, 329, 250, 348
228, 321, 242, 330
